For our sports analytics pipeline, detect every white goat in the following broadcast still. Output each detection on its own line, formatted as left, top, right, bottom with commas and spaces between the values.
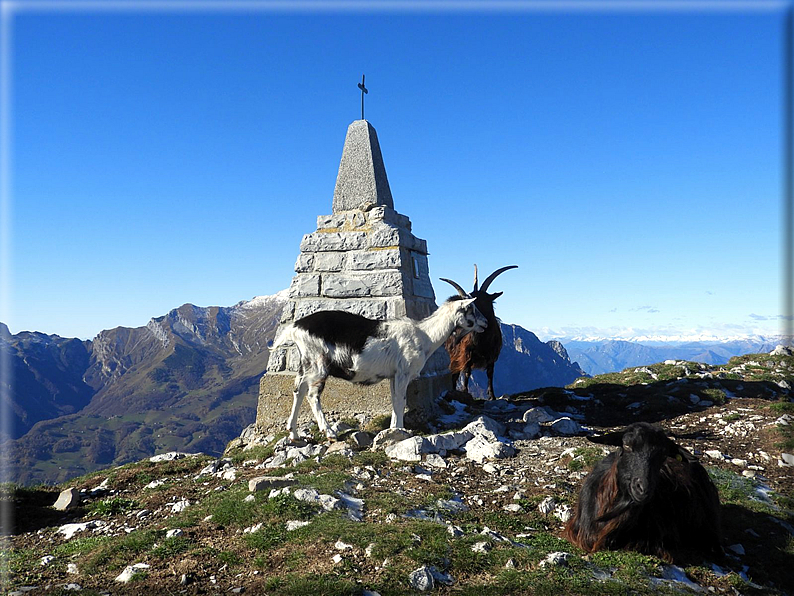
271, 297, 487, 441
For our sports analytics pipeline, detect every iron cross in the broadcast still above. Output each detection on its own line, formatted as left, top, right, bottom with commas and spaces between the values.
358, 74, 368, 120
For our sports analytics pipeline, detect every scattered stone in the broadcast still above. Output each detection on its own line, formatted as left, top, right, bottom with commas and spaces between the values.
524, 407, 558, 424
53, 488, 81, 511
286, 520, 310, 531
424, 453, 447, 469
293, 487, 341, 511
149, 452, 191, 463
166, 529, 184, 539
408, 566, 435, 592
705, 450, 724, 460
115, 563, 150, 583
143, 479, 167, 490
40, 555, 55, 566
447, 524, 464, 538
780, 453, 794, 467
249, 476, 297, 492
553, 504, 572, 523
505, 558, 516, 569
67, 563, 79, 574
550, 417, 582, 436
331, 554, 344, 565
504, 503, 522, 513
63, 584, 81, 591
170, 499, 190, 513
335, 540, 354, 551
464, 434, 515, 463
539, 552, 571, 567
349, 431, 373, 448
244, 494, 255, 503
482, 463, 498, 474
538, 496, 556, 515
385, 436, 427, 461
58, 520, 106, 540
372, 428, 413, 450
770, 345, 793, 356
471, 541, 492, 553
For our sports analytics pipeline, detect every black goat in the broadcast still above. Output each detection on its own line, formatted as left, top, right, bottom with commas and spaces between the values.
441, 264, 517, 400
564, 422, 722, 563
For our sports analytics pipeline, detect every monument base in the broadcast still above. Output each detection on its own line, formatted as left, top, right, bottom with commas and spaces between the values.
255, 371, 454, 435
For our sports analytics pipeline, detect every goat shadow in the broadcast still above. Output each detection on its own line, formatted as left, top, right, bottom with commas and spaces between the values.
529, 378, 787, 429
715, 502, 794, 594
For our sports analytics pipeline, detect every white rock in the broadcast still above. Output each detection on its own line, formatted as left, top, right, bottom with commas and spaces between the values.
293, 487, 341, 511
115, 563, 150, 583
144, 479, 167, 490
331, 553, 344, 564
523, 407, 558, 424
471, 541, 492, 553
244, 494, 255, 503
538, 496, 557, 515
550, 417, 582, 436
286, 520, 310, 531
553, 504, 572, 523
504, 503, 522, 513
335, 540, 354, 551
424, 453, 447, 469
171, 499, 190, 513
424, 430, 473, 452
464, 435, 515, 463
166, 529, 184, 539
408, 566, 435, 591
40, 555, 55, 566
58, 520, 106, 540
385, 436, 428, 461
482, 463, 498, 474
53, 488, 81, 511
539, 552, 571, 567
464, 415, 506, 438
781, 453, 794, 466
67, 563, 79, 574
63, 584, 81, 591
664, 360, 677, 365
447, 524, 464, 538
372, 428, 413, 449
705, 450, 724, 460
149, 452, 191, 462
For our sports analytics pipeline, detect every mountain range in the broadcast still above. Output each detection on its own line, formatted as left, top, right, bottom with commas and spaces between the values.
2, 294, 285, 485
559, 337, 781, 376
2, 293, 586, 486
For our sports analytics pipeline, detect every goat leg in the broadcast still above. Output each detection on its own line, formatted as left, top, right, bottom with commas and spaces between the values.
389, 373, 410, 429
486, 362, 496, 400
288, 370, 309, 442
461, 366, 472, 394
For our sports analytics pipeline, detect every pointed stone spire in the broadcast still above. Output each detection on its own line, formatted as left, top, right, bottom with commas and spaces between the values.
332, 120, 394, 213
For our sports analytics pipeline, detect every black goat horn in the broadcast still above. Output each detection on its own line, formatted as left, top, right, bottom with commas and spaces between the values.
473, 264, 479, 293
440, 278, 469, 298
479, 265, 518, 293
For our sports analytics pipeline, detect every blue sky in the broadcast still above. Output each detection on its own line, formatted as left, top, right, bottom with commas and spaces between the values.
2, 1, 788, 341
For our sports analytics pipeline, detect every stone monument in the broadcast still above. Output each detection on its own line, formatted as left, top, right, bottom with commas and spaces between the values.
256, 119, 452, 433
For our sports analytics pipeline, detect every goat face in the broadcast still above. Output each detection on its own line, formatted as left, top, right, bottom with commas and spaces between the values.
452, 298, 488, 336
591, 422, 692, 514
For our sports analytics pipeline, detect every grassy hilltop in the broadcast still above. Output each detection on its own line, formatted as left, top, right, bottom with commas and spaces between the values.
3, 351, 793, 595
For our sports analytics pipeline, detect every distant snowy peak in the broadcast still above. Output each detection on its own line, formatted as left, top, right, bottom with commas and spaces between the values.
549, 333, 782, 345
234, 290, 290, 311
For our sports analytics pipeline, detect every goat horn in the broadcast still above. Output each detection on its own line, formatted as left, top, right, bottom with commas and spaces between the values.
473, 264, 479, 293
440, 278, 469, 298
479, 265, 518, 293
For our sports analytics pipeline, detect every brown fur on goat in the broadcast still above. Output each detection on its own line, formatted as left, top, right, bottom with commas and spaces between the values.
564, 422, 723, 563
441, 265, 517, 399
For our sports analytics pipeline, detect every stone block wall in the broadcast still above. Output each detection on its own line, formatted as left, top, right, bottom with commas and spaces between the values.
266, 204, 447, 375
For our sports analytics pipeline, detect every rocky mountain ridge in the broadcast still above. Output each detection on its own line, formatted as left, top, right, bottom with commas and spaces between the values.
3, 293, 585, 486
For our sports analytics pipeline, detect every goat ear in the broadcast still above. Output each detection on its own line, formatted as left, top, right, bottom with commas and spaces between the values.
588, 429, 625, 447
667, 439, 697, 463
460, 297, 477, 308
